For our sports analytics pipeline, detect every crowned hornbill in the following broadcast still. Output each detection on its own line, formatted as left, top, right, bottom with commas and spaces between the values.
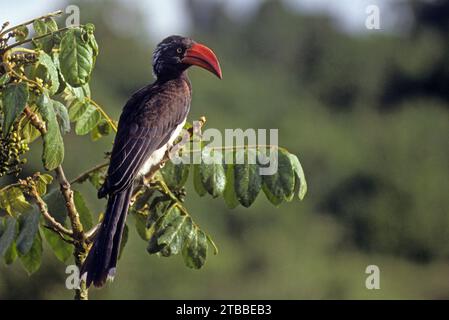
81, 36, 222, 287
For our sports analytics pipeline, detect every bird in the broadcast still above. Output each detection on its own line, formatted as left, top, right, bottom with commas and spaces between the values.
81, 35, 222, 287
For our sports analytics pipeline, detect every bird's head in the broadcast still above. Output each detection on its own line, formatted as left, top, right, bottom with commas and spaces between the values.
152, 35, 222, 80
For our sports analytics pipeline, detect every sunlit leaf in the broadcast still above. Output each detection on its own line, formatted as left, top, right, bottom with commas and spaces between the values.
59, 29, 94, 87
182, 227, 208, 269
68, 99, 88, 121
0, 187, 32, 216
0, 73, 10, 86
75, 104, 100, 135
4, 241, 18, 265
288, 154, 308, 201
21, 116, 41, 143
35, 173, 53, 196
14, 25, 28, 42
158, 213, 189, 257
37, 51, 60, 95
33, 19, 47, 36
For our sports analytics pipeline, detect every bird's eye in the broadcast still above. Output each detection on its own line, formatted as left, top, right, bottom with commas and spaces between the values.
176, 47, 183, 54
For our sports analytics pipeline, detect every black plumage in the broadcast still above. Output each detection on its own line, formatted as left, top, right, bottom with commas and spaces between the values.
81, 35, 221, 287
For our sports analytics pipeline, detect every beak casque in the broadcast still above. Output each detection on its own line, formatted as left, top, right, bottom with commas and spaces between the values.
182, 42, 222, 79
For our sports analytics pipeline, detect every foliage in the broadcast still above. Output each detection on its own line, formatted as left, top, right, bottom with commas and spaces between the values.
0, 10, 307, 299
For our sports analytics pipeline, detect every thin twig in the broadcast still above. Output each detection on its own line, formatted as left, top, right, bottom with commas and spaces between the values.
43, 225, 75, 245
5, 27, 71, 51
24, 104, 88, 299
86, 97, 118, 133
70, 161, 109, 185
0, 10, 63, 38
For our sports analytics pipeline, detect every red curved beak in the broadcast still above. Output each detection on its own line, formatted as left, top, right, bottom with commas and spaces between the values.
182, 42, 222, 79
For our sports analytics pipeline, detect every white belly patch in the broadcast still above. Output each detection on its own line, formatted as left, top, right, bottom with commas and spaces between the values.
138, 120, 186, 175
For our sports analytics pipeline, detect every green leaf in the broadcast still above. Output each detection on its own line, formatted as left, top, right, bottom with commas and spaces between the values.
44, 189, 67, 224
42, 227, 73, 263
262, 149, 295, 203
0, 217, 17, 257
84, 23, 99, 57
234, 149, 262, 207
45, 17, 58, 32
33, 19, 47, 35
90, 119, 112, 141
223, 163, 239, 209
193, 164, 207, 197
158, 213, 189, 257
59, 29, 94, 87
37, 51, 60, 95
32, 19, 58, 53
135, 213, 151, 241
182, 227, 208, 269
146, 204, 210, 269
118, 224, 128, 260
68, 83, 91, 100
16, 209, 40, 255
288, 154, 308, 201
73, 190, 93, 230
147, 195, 171, 229
19, 231, 43, 275
0, 187, 32, 216
262, 182, 283, 206
21, 116, 41, 143
68, 99, 88, 121
52, 100, 70, 134
160, 160, 190, 189
199, 149, 226, 198
2, 82, 29, 137
75, 104, 100, 135
206, 233, 219, 255
35, 173, 53, 196
0, 73, 10, 86
14, 25, 29, 41
87, 167, 106, 190
37, 94, 64, 170
147, 204, 184, 254
4, 241, 18, 265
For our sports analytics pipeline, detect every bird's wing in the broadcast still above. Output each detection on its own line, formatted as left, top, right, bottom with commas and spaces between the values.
100, 84, 189, 196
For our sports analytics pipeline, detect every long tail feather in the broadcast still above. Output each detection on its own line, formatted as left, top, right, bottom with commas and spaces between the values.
81, 187, 133, 287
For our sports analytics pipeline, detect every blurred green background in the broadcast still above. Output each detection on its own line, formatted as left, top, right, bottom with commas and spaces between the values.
1, 0, 449, 299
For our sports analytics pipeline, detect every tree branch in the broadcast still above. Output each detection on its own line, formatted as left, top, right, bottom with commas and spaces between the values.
0, 10, 63, 38
27, 185, 73, 237
55, 167, 85, 241
70, 161, 108, 185
23, 105, 88, 300
85, 117, 207, 242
